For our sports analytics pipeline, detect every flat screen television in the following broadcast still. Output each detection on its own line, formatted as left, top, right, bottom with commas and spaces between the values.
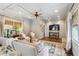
49, 24, 60, 31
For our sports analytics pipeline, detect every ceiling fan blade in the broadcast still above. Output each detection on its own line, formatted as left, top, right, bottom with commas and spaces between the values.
17, 5, 33, 15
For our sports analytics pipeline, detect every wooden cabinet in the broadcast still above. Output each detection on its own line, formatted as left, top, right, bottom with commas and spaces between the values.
4, 17, 22, 29
14, 21, 22, 29
5, 20, 13, 25
49, 31, 59, 39
3, 17, 23, 38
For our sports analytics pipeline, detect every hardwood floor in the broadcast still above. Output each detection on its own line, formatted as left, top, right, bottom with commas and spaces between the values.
40, 37, 73, 56
39, 37, 66, 56
40, 37, 66, 48
40, 37, 62, 43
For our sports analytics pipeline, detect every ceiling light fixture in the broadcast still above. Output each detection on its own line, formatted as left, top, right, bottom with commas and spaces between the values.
18, 11, 22, 15
54, 9, 59, 13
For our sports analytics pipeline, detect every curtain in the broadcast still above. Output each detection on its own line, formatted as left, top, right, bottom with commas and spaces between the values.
66, 12, 72, 51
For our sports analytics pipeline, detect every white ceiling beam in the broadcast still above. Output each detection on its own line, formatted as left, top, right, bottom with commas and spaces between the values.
2, 4, 13, 10
17, 4, 33, 15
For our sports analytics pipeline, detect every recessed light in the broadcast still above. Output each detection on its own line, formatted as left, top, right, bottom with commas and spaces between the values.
54, 10, 59, 13
18, 11, 22, 15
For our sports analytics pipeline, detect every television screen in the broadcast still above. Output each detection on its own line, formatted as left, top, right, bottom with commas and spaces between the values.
49, 24, 60, 31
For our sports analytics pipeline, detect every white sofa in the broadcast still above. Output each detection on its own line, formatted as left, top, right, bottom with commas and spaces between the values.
0, 37, 38, 56
0, 37, 49, 56
12, 41, 38, 56
12, 40, 52, 56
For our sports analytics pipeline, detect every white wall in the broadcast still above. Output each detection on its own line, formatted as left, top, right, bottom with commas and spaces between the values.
23, 19, 32, 35
56, 20, 67, 38
31, 20, 43, 39
45, 22, 52, 37
0, 15, 3, 37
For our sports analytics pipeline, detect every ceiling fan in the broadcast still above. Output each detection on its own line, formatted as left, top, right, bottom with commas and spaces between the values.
17, 5, 42, 19
33, 11, 42, 19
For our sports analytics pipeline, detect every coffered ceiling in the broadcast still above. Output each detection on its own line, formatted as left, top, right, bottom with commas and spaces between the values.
0, 3, 73, 21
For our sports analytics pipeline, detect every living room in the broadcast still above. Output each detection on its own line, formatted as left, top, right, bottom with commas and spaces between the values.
0, 3, 79, 56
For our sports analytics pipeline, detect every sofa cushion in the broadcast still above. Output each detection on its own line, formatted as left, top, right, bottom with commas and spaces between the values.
13, 41, 37, 56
